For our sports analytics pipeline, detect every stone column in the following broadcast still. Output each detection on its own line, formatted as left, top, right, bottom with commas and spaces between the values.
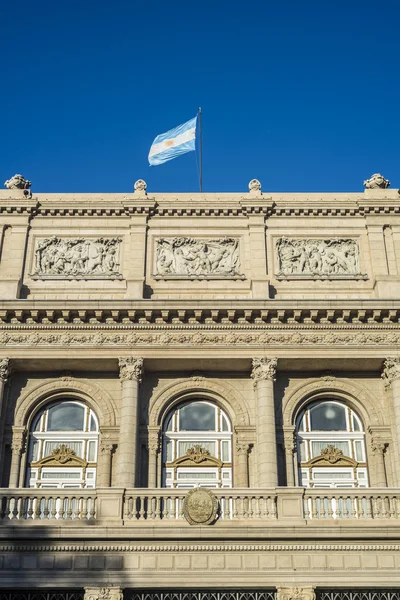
0, 358, 11, 481
84, 588, 123, 600
277, 587, 316, 600
97, 440, 114, 487
9, 426, 26, 488
382, 357, 400, 484
117, 357, 143, 488
370, 439, 387, 487
235, 442, 250, 487
147, 426, 161, 488
251, 357, 278, 488
283, 427, 296, 486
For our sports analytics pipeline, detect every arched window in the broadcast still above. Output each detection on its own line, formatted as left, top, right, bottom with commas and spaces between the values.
296, 399, 368, 488
26, 400, 99, 488
162, 400, 232, 488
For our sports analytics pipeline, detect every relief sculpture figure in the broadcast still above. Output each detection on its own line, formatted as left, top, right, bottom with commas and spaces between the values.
156, 237, 241, 276
276, 238, 360, 276
34, 237, 121, 277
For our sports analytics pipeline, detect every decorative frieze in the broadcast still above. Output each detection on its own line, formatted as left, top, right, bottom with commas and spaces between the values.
0, 330, 399, 348
84, 588, 123, 600
154, 237, 243, 278
276, 238, 365, 279
277, 588, 315, 600
33, 236, 122, 278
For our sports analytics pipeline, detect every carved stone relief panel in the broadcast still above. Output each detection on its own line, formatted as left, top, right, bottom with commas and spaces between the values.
154, 237, 243, 279
275, 238, 366, 279
32, 236, 122, 278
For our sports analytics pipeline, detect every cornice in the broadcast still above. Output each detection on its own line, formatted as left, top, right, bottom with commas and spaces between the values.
1, 193, 400, 218
0, 304, 398, 326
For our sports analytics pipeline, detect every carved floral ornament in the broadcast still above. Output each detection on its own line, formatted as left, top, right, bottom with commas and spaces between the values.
320, 444, 344, 463
118, 356, 144, 382
382, 357, 400, 388
33, 236, 122, 278
186, 445, 211, 463
1, 330, 400, 349
0, 357, 11, 382
364, 173, 390, 189
251, 357, 278, 384
4, 174, 31, 189
84, 588, 123, 600
277, 588, 316, 600
276, 237, 363, 278
155, 237, 243, 278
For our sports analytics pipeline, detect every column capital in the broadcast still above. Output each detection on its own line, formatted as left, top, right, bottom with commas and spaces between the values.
283, 430, 296, 456
0, 358, 11, 382
118, 357, 144, 382
148, 426, 161, 454
277, 587, 316, 600
236, 442, 250, 456
100, 441, 114, 455
84, 588, 123, 600
382, 357, 400, 388
251, 356, 277, 384
370, 439, 387, 455
11, 426, 26, 455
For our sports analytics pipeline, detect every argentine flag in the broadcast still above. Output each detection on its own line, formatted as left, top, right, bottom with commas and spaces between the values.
148, 116, 197, 166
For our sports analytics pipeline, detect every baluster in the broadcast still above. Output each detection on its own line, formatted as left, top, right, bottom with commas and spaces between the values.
124, 496, 132, 520
165, 496, 172, 519
89, 497, 96, 520
327, 496, 334, 519
243, 496, 249, 519
138, 496, 145, 520
66, 497, 73, 520
33, 496, 41, 520
149, 496, 155, 519
382, 495, 389, 519
232, 495, 239, 519
395, 496, 400, 519
270, 496, 277, 519
5, 497, 11, 520
248, 496, 255, 519
0, 496, 5, 519
42, 496, 50, 520
155, 496, 161, 520
49, 497, 57, 520
81, 497, 88, 520
365, 495, 373, 519
372, 496, 380, 519
389, 496, 396, 519
311, 496, 318, 519
178, 496, 185, 520
225, 496, 232, 520
353, 495, 359, 519
255, 495, 261, 519
26, 497, 34, 520
238, 495, 245, 519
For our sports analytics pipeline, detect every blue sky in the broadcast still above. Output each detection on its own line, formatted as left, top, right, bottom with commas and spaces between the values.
1, 0, 399, 193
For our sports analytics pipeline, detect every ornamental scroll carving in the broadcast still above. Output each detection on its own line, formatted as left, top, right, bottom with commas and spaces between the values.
33, 236, 121, 277
276, 238, 362, 278
155, 237, 242, 277
382, 357, 400, 388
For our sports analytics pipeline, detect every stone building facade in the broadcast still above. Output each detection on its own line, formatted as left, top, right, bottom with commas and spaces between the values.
0, 174, 400, 600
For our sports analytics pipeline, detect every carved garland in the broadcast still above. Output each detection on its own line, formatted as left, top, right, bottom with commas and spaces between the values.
0, 330, 399, 348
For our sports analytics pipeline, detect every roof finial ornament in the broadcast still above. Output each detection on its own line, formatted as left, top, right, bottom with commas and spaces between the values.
134, 179, 147, 196
4, 174, 32, 190
363, 173, 390, 189
248, 178, 262, 197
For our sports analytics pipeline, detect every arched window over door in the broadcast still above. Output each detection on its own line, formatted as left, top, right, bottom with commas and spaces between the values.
26, 400, 99, 488
162, 399, 232, 488
296, 399, 368, 488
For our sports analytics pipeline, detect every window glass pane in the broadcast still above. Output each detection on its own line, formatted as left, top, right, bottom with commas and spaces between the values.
298, 414, 306, 432
42, 471, 81, 479
165, 440, 173, 461
87, 441, 96, 461
89, 414, 97, 431
354, 440, 364, 461
221, 414, 229, 431
44, 440, 83, 458
179, 402, 216, 431
29, 440, 39, 461
177, 440, 216, 457
309, 402, 347, 431
311, 440, 349, 458
352, 414, 361, 431
47, 402, 85, 431
164, 412, 173, 432
298, 440, 307, 461
221, 440, 230, 461
177, 472, 217, 479
32, 414, 42, 432
313, 470, 352, 479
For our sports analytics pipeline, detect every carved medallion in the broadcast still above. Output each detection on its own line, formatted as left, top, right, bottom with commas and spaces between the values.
183, 487, 218, 526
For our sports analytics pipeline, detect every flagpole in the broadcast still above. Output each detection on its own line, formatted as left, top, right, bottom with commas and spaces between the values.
198, 107, 203, 193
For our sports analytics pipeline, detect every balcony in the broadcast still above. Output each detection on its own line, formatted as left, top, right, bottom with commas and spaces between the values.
1, 487, 400, 526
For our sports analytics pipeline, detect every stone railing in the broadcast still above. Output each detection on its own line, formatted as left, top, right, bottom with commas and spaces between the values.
1, 487, 400, 523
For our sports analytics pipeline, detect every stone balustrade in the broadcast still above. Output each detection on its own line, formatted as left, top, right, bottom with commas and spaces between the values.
1, 487, 400, 524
